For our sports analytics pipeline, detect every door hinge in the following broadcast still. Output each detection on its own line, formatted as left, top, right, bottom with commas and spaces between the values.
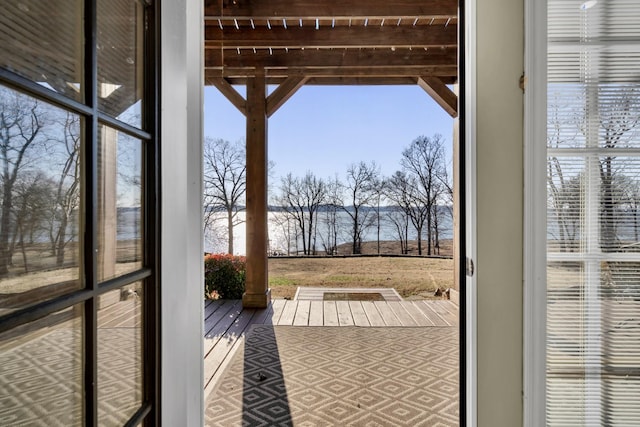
519, 73, 526, 93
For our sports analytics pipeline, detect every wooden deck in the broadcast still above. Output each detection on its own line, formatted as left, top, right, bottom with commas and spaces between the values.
203, 298, 458, 398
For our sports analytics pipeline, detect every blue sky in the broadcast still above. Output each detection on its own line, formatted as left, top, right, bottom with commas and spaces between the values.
203, 85, 454, 181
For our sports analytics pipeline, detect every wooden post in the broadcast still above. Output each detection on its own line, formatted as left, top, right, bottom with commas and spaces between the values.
243, 70, 271, 308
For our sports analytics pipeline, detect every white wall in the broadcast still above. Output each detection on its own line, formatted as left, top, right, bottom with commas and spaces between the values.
160, 0, 204, 425
475, 0, 525, 425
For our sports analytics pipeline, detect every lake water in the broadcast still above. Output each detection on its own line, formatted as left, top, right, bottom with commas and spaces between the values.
205, 208, 454, 255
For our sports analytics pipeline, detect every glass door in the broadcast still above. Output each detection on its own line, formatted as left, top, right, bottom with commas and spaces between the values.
0, 0, 159, 425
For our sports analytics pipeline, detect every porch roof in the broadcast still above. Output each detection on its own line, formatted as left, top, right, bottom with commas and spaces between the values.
204, 0, 459, 116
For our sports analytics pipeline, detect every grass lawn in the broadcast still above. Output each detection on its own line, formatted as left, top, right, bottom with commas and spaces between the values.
268, 256, 454, 300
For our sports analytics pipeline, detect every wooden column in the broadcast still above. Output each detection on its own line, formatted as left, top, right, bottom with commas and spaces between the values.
243, 70, 271, 308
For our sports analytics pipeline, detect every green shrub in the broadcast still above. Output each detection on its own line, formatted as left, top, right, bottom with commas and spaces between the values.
204, 254, 246, 299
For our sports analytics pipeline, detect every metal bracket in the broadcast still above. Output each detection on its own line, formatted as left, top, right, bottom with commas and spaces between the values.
466, 257, 475, 277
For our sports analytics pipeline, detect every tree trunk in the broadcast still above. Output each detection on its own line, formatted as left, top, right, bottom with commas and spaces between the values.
0, 184, 14, 276
56, 214, 68, 266
227, 208, 234, 254
18, 223, 28, 273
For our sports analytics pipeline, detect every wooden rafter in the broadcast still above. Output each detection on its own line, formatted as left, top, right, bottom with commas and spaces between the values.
205, 25, 457, 49
417, 76, 457, 117
205, 0, 457, 19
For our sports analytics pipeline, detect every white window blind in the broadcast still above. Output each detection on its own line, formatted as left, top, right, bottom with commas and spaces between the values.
546, 0, 640, 425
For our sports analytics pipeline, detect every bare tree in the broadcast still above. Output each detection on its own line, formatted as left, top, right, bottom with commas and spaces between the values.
320, 175, 343, 255
0, 88, 46, 276
275, 172, 326, 255
343, 161, 380, 254
11, 173, 54, 271
547, 93, 584, 252
385, 205, 410, 254
385, 170, 428, 255
203, 138, 246, 254
270, 209, 295, 255
50, 113, 80, 266
401, 134, 448, 255
372, 177, 387, 254
593, 87, 640, 251
618, 174, 640, 242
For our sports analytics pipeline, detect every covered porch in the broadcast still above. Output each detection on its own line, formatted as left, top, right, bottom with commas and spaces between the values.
204, 0, 461, 309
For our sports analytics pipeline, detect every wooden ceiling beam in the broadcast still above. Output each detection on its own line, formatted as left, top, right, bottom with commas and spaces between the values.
208, 75, 456, 86
417, 76, 457, 117
205, 25, 457, 49
266, 76, 309, 117
305, 77, 422, 85
205, 0, 458, 19
210, 78, 247, 116
209, 66, 457, 79
205, 48, 457, 69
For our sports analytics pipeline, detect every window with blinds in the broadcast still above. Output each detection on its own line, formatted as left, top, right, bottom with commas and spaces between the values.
546, 0, 640, 424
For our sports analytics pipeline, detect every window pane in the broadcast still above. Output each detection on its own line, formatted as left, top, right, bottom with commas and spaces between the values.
599, 157, 640, 252
97, 125, 143, 282
0, 305, 83, 425
98, 282, 143, 426
547, 157, 584, 253
97, 0, 145, 128
0, 85, 81, 315
0, 0, 84, 101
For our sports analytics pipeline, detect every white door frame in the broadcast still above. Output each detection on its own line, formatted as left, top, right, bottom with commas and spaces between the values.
464, 0, 478, 425
523, 0, 547, 424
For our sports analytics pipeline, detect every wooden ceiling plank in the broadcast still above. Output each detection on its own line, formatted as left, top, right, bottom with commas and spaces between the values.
205, 25, 457, 49
206, 48, 457, 68
417, 76, 457, 117
210, 77, 247, 116
266, 75, 309, 117
205, 0, 457, 19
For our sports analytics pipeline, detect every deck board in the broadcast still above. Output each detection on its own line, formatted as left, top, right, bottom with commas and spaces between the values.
279, 300, 298, 325
403, 302, 436, 326
428, 300, 458, 325
373, 301, 402, 326
308, 300, 324, 326
348, 301, 370, 327
251, 304, 274, 325
293, 300, 311, 326
336, 301, 355, 326
267, 299, 287, 325
417, 301, 451, 326
323, 301, 340, 326
360, 301, 386, 326
203, 308, 256, 391
387, 301, 419, 326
